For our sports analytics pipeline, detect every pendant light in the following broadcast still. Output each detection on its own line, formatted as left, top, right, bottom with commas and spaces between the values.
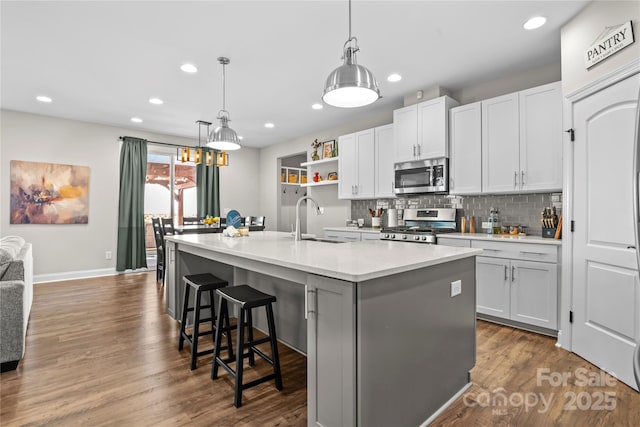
322, 0, 381, 108
208, 57, 241, 151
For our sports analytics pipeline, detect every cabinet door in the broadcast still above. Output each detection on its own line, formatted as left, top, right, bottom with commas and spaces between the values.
355, 129, 375, 199
476, 256, 510, 319
374, 124, 395, 198
417, 96, 458, 159
437, 237, 471, 247
307, 275, 356, 427
510, 260, 558, 329
164, 240, 177, 318
519, 81, 562, 191
338, 133, 357, 199
360, 232, 380, 241
482, 93, 519, 193
393, 104, 417, 162
449, 102, 482, 194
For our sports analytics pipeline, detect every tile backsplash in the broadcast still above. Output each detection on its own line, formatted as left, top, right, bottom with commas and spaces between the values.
351, 192, 562, 236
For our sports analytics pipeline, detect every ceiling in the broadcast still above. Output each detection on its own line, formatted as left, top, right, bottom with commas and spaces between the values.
1, 0, 589, 149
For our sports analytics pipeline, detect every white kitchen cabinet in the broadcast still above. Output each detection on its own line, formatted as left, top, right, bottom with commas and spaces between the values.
338, 129, 375, 200
393, 96, 458, 163
449, 102, 482, 194
518, 82, 563, 191
481, 92, 520, 193
374, 124, 395, 198
438, 237, 559, 331
324, 229, 380, 241
481, 81, 562, 194
393, 104, 418, 163
307, 274, 356, 427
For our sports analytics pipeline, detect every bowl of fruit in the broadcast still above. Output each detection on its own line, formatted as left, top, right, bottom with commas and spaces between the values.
203, 215, 220, 227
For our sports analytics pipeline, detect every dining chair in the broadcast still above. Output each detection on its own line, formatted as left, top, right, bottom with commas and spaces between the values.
161, 217, 175, 235
151, 217, 165, 285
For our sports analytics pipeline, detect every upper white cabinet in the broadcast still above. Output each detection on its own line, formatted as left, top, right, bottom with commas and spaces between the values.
481, 81, 562, 193
338, 129, 375, 199
374, 124, 395, 198
449, 102, 482, 195
518, 82, 563, 191
394, 96, 459, 163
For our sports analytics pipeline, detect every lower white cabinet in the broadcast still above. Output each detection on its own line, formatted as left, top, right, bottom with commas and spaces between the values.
439, 237, 559, 331
324, 229, 380, 241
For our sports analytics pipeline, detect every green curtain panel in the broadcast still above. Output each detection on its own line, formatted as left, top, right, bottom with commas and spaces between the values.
116, 137, 148, 272
196, 149, 221, 218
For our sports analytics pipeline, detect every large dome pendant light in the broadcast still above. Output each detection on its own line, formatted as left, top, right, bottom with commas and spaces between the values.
322, 0, 381, 108
208, 57, 241, 151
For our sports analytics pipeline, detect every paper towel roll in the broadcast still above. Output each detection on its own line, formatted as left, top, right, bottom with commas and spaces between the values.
387, 209, 398, 227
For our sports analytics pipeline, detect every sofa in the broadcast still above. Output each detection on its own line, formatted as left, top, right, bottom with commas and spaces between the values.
0, 236, 33, 372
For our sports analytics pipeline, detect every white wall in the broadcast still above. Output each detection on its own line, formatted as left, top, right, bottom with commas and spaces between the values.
258, 110, 394, 236
0, 110, 259, 280
561, 1, 640, 95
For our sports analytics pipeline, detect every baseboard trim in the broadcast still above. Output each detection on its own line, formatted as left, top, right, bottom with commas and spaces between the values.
420, 381, 473, 426
34, 268, 149, 284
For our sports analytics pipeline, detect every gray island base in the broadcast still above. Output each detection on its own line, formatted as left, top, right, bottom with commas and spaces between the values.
165, 231, 480, 426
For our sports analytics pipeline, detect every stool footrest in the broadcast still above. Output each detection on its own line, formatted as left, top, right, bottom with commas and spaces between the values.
242, 374, 278, 391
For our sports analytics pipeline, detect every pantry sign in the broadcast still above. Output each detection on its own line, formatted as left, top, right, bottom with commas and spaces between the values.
584, 21, 634, 69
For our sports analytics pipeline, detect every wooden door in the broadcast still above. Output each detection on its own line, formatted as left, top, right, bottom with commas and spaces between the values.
571, 72, 640, 391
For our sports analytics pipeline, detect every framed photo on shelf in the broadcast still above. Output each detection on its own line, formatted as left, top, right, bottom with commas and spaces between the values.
322, 140, 335, 159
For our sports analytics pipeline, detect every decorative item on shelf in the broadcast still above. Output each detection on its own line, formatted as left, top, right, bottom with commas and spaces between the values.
327, 172, 338, 180
322, 0, 381, 108
311, 139, 322, 161
300, 174, 307, 184
313, 172, 321, 182
280, 172, 286, 182
322, 140, 335, 159
331, 140, 339, 157
288, 173, 299, 184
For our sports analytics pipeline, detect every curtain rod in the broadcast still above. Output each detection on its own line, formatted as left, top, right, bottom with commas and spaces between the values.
118, 136, 198, 149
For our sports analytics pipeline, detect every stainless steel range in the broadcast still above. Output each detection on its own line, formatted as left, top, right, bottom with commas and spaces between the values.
380, 208, 457, 244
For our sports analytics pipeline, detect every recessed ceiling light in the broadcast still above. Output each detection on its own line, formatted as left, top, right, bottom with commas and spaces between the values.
238, 136, 244, 140
36, 95, 52, 103
523, 16, 546, 30
149, 97, 163, 105
131, 117, 143, 123
311, 103, 324, 110
264, 123, 275, 128
180, 63, 198, 73
387, 73, 402, 82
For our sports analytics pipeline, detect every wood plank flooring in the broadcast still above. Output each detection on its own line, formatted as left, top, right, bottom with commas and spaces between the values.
1, 272, 638, 426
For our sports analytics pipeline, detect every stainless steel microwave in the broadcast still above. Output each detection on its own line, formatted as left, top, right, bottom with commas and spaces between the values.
394, 157, 449, 195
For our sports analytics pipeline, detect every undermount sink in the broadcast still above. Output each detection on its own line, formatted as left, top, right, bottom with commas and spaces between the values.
302, 237, 346, 244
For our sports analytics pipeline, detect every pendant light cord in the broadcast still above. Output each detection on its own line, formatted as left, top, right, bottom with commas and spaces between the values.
348, 0, 351, 41
221, 61, 226, 112
343, 0, 358, 55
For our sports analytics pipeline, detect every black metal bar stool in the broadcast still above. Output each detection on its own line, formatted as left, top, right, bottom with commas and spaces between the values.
211, 285, 283, 407
178, 273, 234, 370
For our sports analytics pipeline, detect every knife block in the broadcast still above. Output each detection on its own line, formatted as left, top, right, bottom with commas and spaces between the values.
542, 227, 557, 238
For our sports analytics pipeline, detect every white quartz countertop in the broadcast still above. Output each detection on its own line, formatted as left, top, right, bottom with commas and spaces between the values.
437, 232, 562, 246
167, 231, 481, 282
324, 226, 380, 234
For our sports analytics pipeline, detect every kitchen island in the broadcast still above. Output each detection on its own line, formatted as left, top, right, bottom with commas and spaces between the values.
165, 231, 481, 427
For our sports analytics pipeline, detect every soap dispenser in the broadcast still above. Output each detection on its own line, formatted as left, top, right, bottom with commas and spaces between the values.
488, 208, 499, 234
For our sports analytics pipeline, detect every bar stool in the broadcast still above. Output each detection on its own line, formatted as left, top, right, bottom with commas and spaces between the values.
178, 273, 234, 370
211, 285, 283, 407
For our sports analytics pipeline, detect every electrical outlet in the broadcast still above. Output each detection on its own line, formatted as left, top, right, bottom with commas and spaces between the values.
105, 251, 112, 260
451, 280, 462, 297
481, 222, 490, 229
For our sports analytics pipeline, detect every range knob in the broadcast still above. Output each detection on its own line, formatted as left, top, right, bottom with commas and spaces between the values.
401, 235, 407, 240
421, 236, 428, 241
384, 234, 389, 239
414, 235, 420, 241
391, 234, 396, 239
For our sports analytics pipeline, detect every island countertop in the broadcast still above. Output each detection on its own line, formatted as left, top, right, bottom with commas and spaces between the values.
166, 231, 481, 282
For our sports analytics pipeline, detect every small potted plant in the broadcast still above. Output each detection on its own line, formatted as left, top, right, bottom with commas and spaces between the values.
311, 139, 322, 161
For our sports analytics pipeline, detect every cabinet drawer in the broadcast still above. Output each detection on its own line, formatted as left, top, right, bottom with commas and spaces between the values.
437, 237, 471, 247
471, 240, 557, 263
361, 233, 381, 241
324, 231, 361, 242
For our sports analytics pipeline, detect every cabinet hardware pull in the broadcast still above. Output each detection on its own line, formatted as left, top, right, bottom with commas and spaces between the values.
504, 265, 508, 281
355, 184, 358, 194
511, 266, 515, 281
514, 171, 518, 188
305, 286, 315, 319
627, 246, 636, 249
520, 251, 546, 255
413, 145, 416, 157
521, 170, 525, 186
417, 145, 421, 157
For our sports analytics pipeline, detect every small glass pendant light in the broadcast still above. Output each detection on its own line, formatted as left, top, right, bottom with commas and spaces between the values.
322, 0, 380, 108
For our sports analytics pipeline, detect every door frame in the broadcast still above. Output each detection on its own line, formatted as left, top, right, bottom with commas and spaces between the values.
559, 58, 640, 351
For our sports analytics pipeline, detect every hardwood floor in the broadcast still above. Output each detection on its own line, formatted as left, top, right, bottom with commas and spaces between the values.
1, 272, 638, 426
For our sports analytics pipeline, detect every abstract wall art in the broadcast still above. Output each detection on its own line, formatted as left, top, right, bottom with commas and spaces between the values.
10, 160, 90, 224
